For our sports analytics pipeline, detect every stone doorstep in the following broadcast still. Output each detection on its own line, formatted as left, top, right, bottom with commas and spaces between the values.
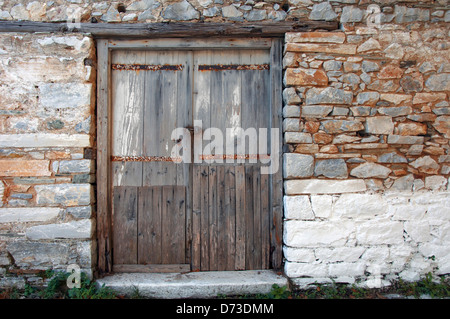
96, 270, 288, 299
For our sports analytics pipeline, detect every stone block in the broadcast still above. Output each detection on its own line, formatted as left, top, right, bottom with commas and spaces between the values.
285, 179, 367, 195
305, 87, 353, 105
329, 262, 366, 277
39, 83, 92, 109
282, 88, 301, 105
0, 160, 50, 177
301, 105, 333, 117
163, 0, 199, 20
284, 220, 354, 247
356, 221, 404, 245
283, 153, 314, 178
26, 219, 93, 240
356, 92, 380, 105
283, 105, 300, 118
425, 176, 447, 190
283, 247, 315, 263
365, 116, 394, 135
35, 183, 93, 206
350, 162, 391, 179
6, 241, 69, 268
0, 207, 60, 223
413, 93, 447, 104
0, 134, 90, 148
410, 156, 440, 174
321, 120, 364, 133
284, 132, 312, 144
310, 195, 333, 219
283, 195, 314, 220
315, 247, 365, 263
387, 135, 424, 144
333, 194, 388, 220
314, 159, 348, 179
285, 32, 345, 44
357, 38, 381, 52
66, 206, 93, 219
398, 122, 427, 136
378, 152, 407, 163
425, 73, 450, 92
286, 43, 357, 55
433, 116, 450, 138
340, 6, 364, 23
59, 160, 94, 174
284, 262, 328, 278
285, 68, 328, 86
380, 93, 412, 105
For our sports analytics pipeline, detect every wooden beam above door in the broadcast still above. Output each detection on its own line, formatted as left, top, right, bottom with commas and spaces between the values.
0, 21, 339, 38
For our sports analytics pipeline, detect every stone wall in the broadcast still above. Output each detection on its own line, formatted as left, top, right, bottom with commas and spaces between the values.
0, 33, 96, 288
282, 13, 450, 287
0, 0, 449, 290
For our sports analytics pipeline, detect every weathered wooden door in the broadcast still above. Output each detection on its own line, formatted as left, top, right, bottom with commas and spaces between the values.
109, 41, 282, 273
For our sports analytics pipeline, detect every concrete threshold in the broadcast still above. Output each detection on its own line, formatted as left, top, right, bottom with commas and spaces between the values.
96, 270, 288, 299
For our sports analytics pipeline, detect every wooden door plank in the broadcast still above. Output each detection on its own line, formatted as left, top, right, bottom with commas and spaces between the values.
260, 173, 270, 269
208, 166, 218, 270
176, 51, 193, 265
161, 186, 186, 264
111, 50, 146, 187
252, 164, 262, 270
234, 165, 246, 270
113, 186, 138, 265
142, 50, 163, 186
270, 39, 283, 270
244, 166, 254, 270
191, 165, 202, 271
96, 39, 112, 274
138, 186, 162, 264
225, 166, 236, 271
200, 166, 210, 271
216, 165, 226, 271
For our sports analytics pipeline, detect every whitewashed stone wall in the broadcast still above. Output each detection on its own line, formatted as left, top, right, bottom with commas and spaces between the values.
282, 13, 450, 287
284, 192, 450, 288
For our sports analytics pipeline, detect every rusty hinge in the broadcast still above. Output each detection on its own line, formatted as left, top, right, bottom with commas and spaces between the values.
112, 64, 184, 71
198, 64, 270, 71
111, 155, 182, 163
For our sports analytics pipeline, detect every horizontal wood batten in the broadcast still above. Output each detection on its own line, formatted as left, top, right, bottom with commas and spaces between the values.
0, 21, 339, 38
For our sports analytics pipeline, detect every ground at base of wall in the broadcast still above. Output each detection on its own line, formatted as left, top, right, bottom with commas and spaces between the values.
1, 273, 449, 300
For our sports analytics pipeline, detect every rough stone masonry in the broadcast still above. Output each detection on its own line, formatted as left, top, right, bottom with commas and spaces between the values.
0, 0, 449, 290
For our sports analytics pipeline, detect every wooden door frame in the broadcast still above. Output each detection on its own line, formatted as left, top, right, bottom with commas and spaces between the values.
96, 37, 283, 275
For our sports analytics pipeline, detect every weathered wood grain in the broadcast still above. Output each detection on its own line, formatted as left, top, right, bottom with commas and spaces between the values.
0, 21, 339, 38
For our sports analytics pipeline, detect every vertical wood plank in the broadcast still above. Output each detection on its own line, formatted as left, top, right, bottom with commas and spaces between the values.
270, 39, 284, 270
244, 166, 254, 270
200, 166, 210, 271
142, 50, 163, 187
111, 50, 146, 187
177, 51, 193, 265
96, 39, 112, 273
113, 186, 138, 265
208, 166, 218, 271
191, 166, 202, 271
161, 186, 186, 264
225, 166, 236, 270
174, 186, 186, 263
216, 165, 226, 271
252, 165, 262, 270
260, 173, 270, 269
138, 187, 162, 264
234, 165, 246, 270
